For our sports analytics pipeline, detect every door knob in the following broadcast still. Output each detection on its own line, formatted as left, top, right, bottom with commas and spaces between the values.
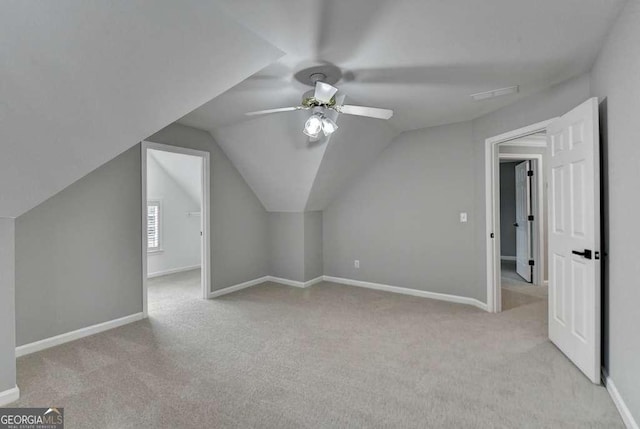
572, 249, 592, 259
513, 222, 519, 227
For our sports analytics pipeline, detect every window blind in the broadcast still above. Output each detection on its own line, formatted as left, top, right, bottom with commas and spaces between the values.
147, 201, 160, 250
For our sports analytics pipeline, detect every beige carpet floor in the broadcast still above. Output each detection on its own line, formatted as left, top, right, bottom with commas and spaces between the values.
501, 260, 548, 311
9, 269, 622, 428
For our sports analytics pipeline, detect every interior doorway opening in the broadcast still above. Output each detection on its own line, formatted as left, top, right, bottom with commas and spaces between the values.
485, 119, 555, 314
141, 141, 211, 316
498, 147, 548, 311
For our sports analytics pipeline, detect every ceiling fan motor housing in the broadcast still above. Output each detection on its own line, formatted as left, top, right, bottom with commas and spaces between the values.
294, 63, 343, 86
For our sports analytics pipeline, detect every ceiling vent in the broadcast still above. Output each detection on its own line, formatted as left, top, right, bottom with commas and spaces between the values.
470, 85, 519, 101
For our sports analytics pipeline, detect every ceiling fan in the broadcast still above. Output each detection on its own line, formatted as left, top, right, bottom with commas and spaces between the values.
246, 71, 393, 139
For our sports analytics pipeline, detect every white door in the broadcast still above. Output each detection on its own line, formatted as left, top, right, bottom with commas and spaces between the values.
515, 161, 533, 282
547, 97, 601, 384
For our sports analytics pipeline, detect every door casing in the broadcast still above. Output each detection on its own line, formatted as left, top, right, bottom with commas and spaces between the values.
141, 141, 212, 317
485, 119, 555, 313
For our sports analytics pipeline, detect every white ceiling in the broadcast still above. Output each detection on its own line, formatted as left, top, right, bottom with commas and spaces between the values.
149, 150, 202, 206
0, 0, 283, 217
179, 0, 624, 212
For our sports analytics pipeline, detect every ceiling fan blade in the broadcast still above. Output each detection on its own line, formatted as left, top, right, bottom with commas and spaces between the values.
314, 81, 338, 103
338, 104, 393, 120
246, 106, 300, 116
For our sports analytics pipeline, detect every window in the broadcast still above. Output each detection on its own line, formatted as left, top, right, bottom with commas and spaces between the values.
147, 200, 162, 252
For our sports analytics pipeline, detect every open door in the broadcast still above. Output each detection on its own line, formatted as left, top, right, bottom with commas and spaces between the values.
547, 97, 601, 383
515, 160, 533, 282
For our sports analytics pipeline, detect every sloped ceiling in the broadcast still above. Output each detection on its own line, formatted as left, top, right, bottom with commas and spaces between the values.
0, 0, 283, 218
178, 0, 624, 212
149, 150, 202, 207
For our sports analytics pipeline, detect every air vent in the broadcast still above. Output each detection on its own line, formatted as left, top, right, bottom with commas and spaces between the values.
470, 85, 519, 101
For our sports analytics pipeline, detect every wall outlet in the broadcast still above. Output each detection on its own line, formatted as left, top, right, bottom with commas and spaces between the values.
460, 212, 468, 223
354, 260, 360, 269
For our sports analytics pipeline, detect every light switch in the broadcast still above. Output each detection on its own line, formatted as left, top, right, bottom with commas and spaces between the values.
460, 212, 468, 223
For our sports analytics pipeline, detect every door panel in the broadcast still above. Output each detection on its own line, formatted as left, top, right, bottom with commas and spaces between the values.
515, 161, 532, 282
547, 97, 600, 384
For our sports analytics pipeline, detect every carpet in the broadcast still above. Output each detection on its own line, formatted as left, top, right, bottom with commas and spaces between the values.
8, 269, 622, 428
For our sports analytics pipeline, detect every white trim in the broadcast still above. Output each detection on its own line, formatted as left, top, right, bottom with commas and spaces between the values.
304, 276, 324, 287
499, 136, 548, 147
485, 118, 556, 312
268, 276, 306, 288
147, 264, 201, 279
323, 276, 488, 311
603, 369, 639, 429
500, 256, 516, 261
207, 275, 325, 299
0, 386, 20, 406
142, 141, 211, 316
194, 273, 488, 312
15, 313, 144, 357
208, 276, 270, 298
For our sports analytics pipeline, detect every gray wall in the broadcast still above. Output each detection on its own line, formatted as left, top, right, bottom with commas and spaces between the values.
269, 212, 305, 282
269, 211, 323, 282
15, 124, 271, 346
0, 219, 16, 393
16, 146, 143, 346
591, 0, 640, 419
148, 124, 270, 290
323, 74, 591, 302
499, 162, 517, 257
304, 211, 323, 281
324, 121, 477, 298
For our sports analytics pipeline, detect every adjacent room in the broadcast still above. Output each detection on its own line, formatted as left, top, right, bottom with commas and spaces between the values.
145, 146, 206, 314
1, 1, 639, 427
497, 133, 549, 311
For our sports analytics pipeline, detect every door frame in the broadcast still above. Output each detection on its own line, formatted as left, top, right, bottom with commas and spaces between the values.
141, 141, 211, 317
485, 119, 556, 313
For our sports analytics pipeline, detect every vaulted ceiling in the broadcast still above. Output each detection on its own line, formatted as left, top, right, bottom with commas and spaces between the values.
1, 1, 625, 217
149, 150, 202, 207
179, 0, 624, 212
0, 1, 283, 218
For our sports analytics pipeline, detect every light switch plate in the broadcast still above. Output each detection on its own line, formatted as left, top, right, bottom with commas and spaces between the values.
460, 212, 468, 223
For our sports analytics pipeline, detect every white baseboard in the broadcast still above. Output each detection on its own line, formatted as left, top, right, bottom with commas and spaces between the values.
603, 369, 639, 429
304, 276, 324, 287
0, 385, 20, 406
147, 264, 200, 279
268, 276, 306, 288
208, 273, 488, 312
208, 275, 324, 299
323, 276, 488, 311
208, 276, 270, 298
16, 312, 145, 357
500, 256, 516, 261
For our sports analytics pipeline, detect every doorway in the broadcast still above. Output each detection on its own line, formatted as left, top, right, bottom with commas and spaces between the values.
484, 98, 602, 384
485, 121, 552, 314
498, 150, 547, 310
141, 141, 211, 316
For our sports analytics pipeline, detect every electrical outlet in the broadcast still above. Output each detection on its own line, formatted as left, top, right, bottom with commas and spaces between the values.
460, 212, 468, 223
354, 260, 360, 269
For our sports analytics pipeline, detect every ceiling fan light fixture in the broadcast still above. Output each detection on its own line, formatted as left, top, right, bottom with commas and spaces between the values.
303, 113, 323, 137
321, 116, 338, 136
